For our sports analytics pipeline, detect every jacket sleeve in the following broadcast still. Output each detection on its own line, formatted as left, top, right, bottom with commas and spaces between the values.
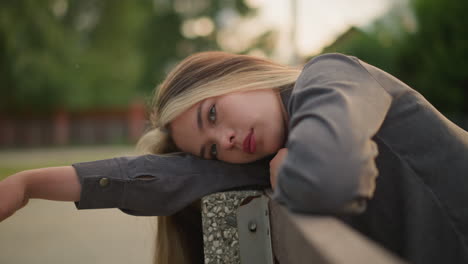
72, 153, 270, 216
273, 53, 392, 214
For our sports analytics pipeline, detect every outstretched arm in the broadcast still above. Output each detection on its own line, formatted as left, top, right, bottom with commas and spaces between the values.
1, 153, 270, 220
73, 154, 270, 216
0, 166, 80, 221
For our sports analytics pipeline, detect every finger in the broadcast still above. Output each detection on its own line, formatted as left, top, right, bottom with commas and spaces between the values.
0, 207, 15, 222
269, 171, 276, 189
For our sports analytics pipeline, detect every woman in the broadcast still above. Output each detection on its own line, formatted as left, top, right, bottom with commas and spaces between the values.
0, 52, 467, 264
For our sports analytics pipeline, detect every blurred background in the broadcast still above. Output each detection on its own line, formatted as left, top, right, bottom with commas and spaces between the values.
0, 0, 466, 263
0, 0, 467, 152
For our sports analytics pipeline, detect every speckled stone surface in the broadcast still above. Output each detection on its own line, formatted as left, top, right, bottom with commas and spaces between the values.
202, 191, 263, 264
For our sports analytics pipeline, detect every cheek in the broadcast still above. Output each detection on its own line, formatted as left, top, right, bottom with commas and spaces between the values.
265, 135, 283, 153
170, 125, 199, 155
266, 113, 286, 150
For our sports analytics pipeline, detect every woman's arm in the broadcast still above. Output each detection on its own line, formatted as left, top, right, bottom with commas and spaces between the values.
0, 166, 80, 221
72, 154, 270, 216
269, 148, 288, 189
274, 53, 392, 214
1, 153, 270, 220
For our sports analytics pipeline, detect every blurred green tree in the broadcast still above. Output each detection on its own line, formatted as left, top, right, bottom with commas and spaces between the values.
319, 0, 467, 117
0, 0, 273, 113
321, 26, 399, 75
397, 0, 468, 115
0, 0, 74, 112
0, 0, 151, 112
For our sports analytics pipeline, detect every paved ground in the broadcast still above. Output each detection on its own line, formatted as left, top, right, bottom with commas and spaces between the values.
0, 145, 138, 167
0, 199, 155, 264
0, 146, 155, 264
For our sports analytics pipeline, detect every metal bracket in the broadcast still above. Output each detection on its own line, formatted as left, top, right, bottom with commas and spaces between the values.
237, 195, 274, 264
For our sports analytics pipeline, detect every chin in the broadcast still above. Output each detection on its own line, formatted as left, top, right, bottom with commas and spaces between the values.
267, 139, 284, 154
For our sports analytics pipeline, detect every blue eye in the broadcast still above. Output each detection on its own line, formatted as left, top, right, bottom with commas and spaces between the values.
208, 105, 216, 123
210, 144, 218, 159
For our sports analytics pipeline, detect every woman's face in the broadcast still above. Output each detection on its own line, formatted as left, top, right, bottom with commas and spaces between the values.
170, 89, 287, 164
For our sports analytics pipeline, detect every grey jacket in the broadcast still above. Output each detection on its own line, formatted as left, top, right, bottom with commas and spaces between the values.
73, 54, 468, 263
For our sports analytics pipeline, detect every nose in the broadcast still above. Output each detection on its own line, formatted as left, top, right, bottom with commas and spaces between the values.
218, 129, 235, 150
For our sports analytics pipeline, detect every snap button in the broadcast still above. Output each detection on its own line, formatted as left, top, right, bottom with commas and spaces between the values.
99, 178, 110, 187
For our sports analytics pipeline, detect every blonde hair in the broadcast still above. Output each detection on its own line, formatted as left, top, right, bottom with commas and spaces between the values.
136, 51, 300, 264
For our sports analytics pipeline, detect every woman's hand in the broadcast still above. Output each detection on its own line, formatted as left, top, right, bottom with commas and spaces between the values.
269, 148, 288, 189
0, 174, 29, 222
0, 166, 81, 222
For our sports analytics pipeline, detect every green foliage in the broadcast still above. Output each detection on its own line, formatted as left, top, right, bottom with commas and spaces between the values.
321, 27, 399, 75
397, 0, 468, 114
0, 0, 73, 112
320, 0, 468, 115
0, 0, 149, 111
0, 0, 268, 113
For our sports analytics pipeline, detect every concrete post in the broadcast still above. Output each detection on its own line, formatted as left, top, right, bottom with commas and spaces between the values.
201, 190, 263, 264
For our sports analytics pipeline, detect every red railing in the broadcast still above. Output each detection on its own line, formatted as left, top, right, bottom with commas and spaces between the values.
0, 102, 147, 148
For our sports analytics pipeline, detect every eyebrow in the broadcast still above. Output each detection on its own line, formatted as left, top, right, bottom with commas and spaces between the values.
197, 102, 205, 158
197, 102, 204, 131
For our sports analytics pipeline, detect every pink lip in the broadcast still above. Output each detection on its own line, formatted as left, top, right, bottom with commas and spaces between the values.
243, 130, 256, 154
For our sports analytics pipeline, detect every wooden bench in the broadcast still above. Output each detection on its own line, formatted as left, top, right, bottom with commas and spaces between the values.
201, 191, 406, 264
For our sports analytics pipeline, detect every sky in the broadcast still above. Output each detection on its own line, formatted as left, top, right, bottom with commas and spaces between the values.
246, 0, 396, 63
